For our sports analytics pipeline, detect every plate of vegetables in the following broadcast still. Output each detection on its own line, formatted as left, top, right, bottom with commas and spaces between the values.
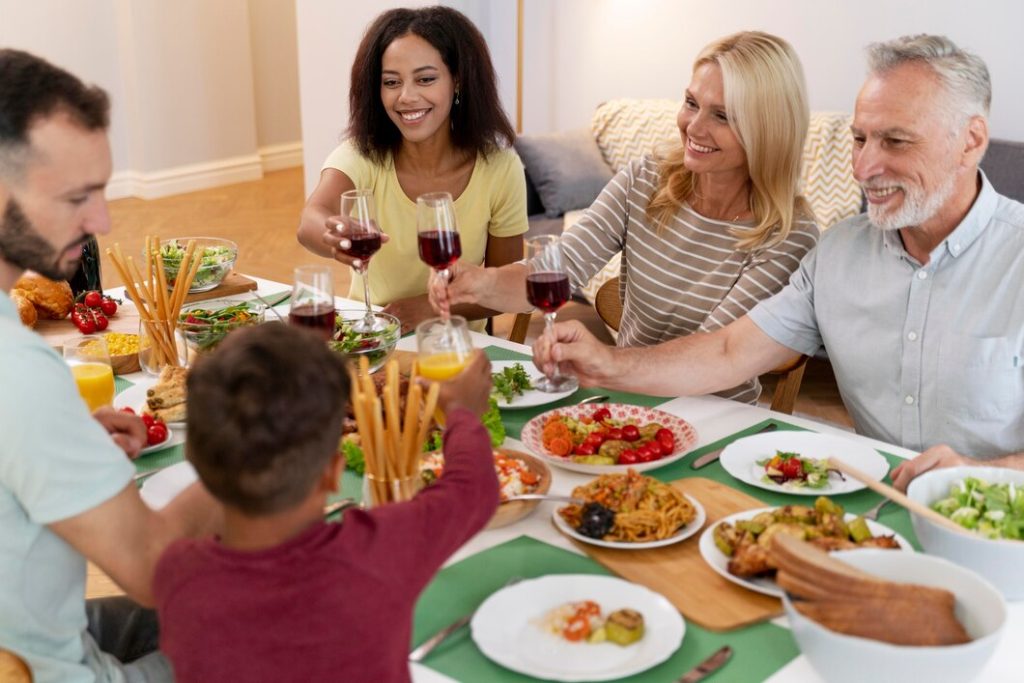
521, 403, 698, 474
719, 431, 889, 495
471, 574, 684, 682
178, 301, 264, 352
491, 361, 575, 409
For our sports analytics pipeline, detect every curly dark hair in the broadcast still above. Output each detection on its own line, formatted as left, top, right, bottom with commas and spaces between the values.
0, 49, 109, 174
348, 6, 515, 163
186, 322, 352, 515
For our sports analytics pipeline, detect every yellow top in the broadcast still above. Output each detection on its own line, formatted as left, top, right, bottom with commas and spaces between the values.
322, 140, 529, 309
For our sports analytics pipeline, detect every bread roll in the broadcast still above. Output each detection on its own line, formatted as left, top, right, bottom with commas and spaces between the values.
11, 290, 37, 328
14, 272, 74, 319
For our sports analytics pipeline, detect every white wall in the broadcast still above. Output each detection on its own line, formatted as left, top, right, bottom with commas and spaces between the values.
521, 0, 1024, 140
248, 0, 303, 150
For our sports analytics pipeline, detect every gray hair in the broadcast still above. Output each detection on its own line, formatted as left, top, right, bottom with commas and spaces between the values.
866, 35, 990, 127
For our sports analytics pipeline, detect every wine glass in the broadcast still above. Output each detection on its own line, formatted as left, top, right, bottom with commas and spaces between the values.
525, 235, 578, 393
328, 189, 383, 332
288, 265, 335, 341
63, 335, 115, 411
416, 192, 461, 321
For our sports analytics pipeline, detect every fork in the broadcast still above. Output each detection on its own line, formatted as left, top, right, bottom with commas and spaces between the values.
863, 498, 892, 521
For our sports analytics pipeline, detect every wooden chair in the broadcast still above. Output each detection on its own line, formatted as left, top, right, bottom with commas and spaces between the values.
593, 277, 808, 414
507, 312, 533, 344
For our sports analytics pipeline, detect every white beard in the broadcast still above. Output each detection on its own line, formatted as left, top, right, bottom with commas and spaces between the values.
864, 173, 957, 231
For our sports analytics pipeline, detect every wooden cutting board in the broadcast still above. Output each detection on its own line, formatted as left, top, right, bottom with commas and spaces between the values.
559, 477, 783, 632
181, 272, 257, 304
35, 299, 142, 351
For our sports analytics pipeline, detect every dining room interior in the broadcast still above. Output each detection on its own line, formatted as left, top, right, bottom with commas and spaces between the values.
3, 1, 1024, 682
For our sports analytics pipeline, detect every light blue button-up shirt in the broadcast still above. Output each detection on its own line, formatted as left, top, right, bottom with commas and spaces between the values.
750, 173, 1024, 458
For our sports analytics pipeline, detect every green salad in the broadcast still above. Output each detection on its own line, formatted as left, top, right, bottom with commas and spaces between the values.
179, 302, 261, 351
931, 477, 1024, 540
757, 451, 839, 489
492, 363, 533, 403
328, 315, 400, 370
161, 241, 235, 290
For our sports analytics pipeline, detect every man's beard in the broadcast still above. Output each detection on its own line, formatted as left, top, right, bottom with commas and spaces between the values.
0, 197, 81, 280
864, 173, 957, 231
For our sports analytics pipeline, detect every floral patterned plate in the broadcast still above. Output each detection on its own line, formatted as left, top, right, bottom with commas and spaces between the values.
520, 403, 699, 474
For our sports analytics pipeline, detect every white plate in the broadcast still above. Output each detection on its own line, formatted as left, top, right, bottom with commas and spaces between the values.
491, 360, 576, 409
470, 574, 684, 682
521, 404, 699, 475
139, 461, 197, 510
720, 431, 890, 495
698, 507, 912, 598
138, 426, 179, 455
114, 379, 186, 428
409, 663, 458, 683
551, 493, 706, 549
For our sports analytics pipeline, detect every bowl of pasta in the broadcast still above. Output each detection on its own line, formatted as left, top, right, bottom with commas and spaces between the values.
552, 469, 706, 548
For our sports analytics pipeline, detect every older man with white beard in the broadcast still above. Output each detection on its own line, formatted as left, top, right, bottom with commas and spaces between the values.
531, 34, 1024, 490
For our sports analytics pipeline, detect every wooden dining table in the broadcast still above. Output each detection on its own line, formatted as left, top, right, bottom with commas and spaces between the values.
93, 276, 1022, 683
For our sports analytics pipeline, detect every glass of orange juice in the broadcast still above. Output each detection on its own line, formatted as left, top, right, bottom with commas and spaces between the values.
63, 335, 115, 412
416, 316, 472, 426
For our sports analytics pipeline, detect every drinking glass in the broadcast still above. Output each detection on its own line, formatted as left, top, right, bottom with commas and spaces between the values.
415, 315, 473, 381
327, 189, 383, 332
64, 335, 115, 411
288, 265, 335, 341
138, 319, 188, 376
416, 192, 461, 321
525, 235, 578, 393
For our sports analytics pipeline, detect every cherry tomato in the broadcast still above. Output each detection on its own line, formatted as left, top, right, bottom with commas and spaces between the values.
99, 297, 118, 316
78, 317, 96, 334
572, 443, 596, 456
583, 433, 605, 449
646, 440, 664, 457
781, 457, 804, 480
621, 424, 641, 442
146, 423, 168, 446
93, 312, 109, 331
141, 413, 156, 428
591, 408, 611, 423
606, 427, 624, 441
83, 290, 102, 308
563, 615, 591, 642
618, 449, 639, 465
656, 428, 675, 452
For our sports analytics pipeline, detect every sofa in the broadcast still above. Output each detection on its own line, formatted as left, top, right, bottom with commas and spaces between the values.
515, 98, 1024, 306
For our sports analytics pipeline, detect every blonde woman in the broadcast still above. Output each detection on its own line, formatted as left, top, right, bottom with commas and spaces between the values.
433, 31, 819, 403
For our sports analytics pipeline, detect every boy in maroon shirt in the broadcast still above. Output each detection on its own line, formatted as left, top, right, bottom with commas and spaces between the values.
153, 322, 499, 682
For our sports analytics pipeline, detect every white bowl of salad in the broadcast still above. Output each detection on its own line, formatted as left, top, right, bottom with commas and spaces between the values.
159, 237, 238, 293
907, 466, 1024, 599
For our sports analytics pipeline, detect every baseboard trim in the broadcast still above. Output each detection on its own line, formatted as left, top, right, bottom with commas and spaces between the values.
105, 154, 264, 201
259, 141, 303, 172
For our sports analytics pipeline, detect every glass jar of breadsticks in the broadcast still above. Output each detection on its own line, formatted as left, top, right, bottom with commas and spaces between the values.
349, 355, 440, 506
105, 237, 204, 375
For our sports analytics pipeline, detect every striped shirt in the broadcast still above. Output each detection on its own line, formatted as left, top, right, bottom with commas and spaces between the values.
561, 156, 820, 403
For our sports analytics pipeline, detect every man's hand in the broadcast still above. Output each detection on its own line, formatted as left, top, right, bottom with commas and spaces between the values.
428, 261, 490, 317
432, 350, 492, 418
93, 406, 147, 460
323, 227, 390, 269
891, 444, 972, 492
532, 320, 617, 388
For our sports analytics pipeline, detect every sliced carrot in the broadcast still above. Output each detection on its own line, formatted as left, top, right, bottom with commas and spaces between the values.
520, 470, 540, 485
547, 437, 572, 456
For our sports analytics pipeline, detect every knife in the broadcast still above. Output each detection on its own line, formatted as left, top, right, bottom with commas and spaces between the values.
690, 423, 778, 469
409, 577, 522, 662
676, 645, 733, 683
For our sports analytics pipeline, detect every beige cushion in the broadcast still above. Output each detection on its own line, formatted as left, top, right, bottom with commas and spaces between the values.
800, 112, 861, 228
591, 99, 679, 173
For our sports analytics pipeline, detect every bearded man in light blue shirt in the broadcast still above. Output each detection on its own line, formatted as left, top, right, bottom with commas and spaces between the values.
533, 34, 1024, 491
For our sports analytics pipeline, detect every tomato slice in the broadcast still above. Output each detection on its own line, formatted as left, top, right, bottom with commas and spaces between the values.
563, 615, 591, 642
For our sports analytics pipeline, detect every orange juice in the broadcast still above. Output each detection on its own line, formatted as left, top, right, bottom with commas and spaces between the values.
71, 363, 115, 411
417, 352, 468, 381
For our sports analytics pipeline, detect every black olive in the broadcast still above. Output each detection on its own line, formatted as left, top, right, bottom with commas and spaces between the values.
576, 502, 616, 539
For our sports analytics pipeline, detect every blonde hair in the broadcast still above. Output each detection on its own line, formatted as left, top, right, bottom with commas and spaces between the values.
647, 31, 811, 250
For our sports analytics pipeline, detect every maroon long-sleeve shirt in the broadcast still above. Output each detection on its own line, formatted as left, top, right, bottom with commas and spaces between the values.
153, 408, 499, 682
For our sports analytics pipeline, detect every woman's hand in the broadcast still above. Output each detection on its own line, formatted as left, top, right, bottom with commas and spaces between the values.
92, 406, 147, 460
322, 228, 390, 269
428, 261, 491, 317
383, 294, 439, 335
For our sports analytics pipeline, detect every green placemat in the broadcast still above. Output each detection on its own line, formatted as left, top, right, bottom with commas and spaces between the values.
413, 536, 799, 683
485, 346, 666, 439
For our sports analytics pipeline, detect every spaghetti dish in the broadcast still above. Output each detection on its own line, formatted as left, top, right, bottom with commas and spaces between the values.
559, 469, 696, 543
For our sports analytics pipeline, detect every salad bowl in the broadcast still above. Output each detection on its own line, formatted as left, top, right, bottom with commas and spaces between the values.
159, 237, 238, 293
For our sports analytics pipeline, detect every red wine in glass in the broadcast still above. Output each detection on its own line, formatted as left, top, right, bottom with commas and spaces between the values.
288, 303, 335, 341
335, 224, 382, 261
526, 272, 570, 313
417, 230, 462, 270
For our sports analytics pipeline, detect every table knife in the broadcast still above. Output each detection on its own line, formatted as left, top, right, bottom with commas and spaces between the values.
690, 423, 778, 469
676, 645, 733, 683
409, 577, 522, 662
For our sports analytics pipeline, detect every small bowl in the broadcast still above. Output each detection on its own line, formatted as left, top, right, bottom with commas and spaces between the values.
329, 310, 400, 374
783, 549, 1006, 683
158, 237, 238, 293
178, 302, 265, 353
487, 448, 552, 529
110, 352, 140, 375
907, 466, 1024, 600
